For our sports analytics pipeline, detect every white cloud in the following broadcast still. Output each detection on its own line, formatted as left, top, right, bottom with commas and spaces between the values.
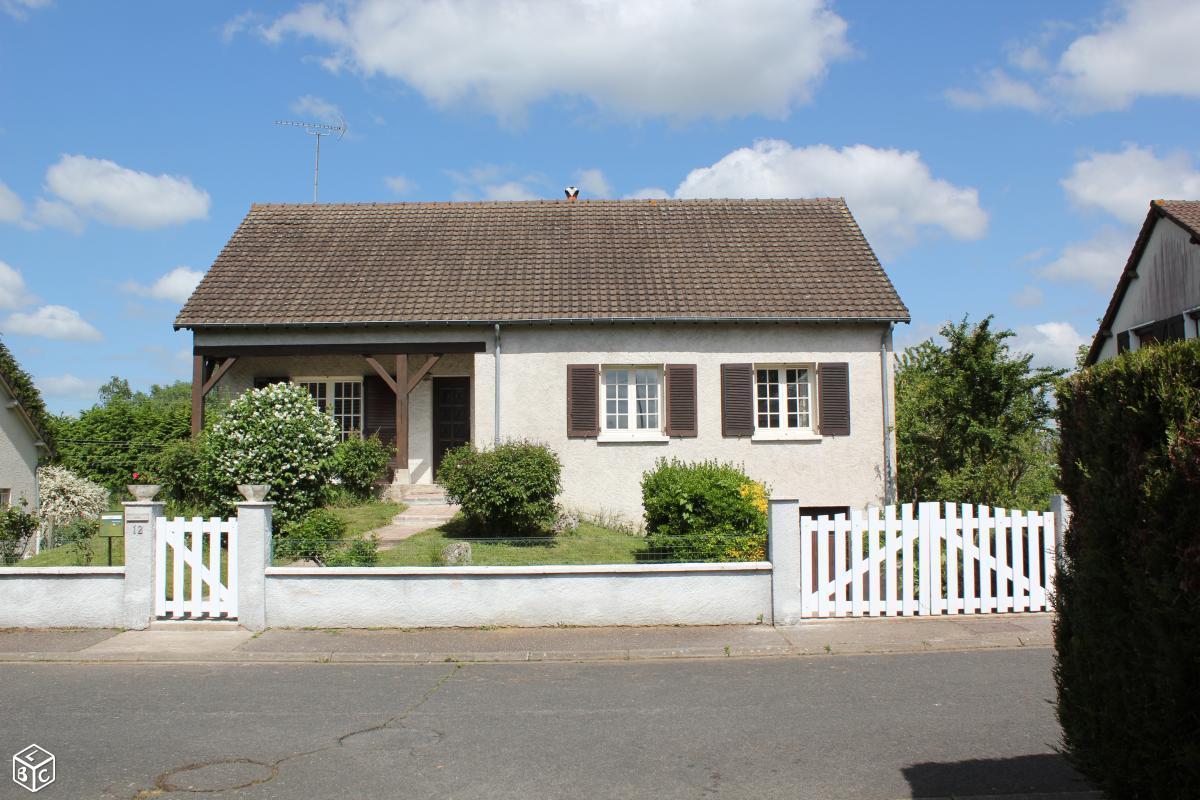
39, 373, 99, 400
43, 154, 210, 230
573, 168, 612, 200
624, 187, 671, 200
949, 1, 1200, 113
122, 266, 204, 304
1040, 229, 1130, 291
1, 0, 50, 21
1055, 0, 1200, 111
0, 181, 24, 224
944, 69, 1047, 112
262, 0, 851, 121
673, 140, 988, 255
0, 260, 35, 309
384, 175, 415, 194
3, 305, 102, 341
290, 94, 343, 124
1012, 321, 1088, 370
1062, 145, 1200, 226
30, 197, 83, 233
1011, 285, 1044, 308
221, 10, 259, 43
447, 164, 543, 201
481, 181, 538, 201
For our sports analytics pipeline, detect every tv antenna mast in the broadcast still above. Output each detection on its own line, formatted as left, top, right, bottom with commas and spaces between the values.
274, 118, 346, 203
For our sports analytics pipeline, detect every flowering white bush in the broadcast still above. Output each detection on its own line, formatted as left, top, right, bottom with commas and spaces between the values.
202, 382, 339, 523
38, 464, 109, 527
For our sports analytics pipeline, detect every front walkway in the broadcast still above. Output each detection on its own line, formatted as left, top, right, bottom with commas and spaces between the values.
0, 613, 1052, 664
372, 484, 458, 544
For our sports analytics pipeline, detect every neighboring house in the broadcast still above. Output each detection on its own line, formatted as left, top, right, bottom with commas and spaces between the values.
176, 198, 909, 521
1087, 199, 1200, 365
0, 339, 51, 511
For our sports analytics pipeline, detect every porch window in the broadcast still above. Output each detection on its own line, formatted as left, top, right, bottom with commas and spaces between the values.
754, 366, 814, 434
602, 367, 661, 434
0, 488, 10, 508
294, 377, 363, 440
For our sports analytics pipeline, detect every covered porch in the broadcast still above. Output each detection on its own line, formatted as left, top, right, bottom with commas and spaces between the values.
190, 340, 487, 485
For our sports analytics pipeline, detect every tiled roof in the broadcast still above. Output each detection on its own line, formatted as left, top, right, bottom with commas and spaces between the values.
1085, 199, 1200, 365
176, 198, 909, 328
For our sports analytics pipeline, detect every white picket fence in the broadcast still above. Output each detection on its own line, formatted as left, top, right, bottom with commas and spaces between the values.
154, 517, 238, 619
798, 503, 1056, 618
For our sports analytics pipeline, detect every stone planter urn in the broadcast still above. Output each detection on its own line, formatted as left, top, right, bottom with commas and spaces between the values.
127, 484, 161, 501
237, 484, 271, 502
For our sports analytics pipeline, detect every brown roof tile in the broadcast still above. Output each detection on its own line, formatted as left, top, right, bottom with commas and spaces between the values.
175, 198, 909, 328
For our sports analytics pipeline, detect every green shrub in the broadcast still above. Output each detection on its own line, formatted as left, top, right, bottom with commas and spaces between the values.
201, 383, 339, 524
57, 518, 101, 566
274, 507, 378, 566
330, 435, 394, 500
155, 437, 209, 513
1054, 339, 1200, 798
641, 459, 768, 561
0, 503, 39, 564
438, 440, 562, 535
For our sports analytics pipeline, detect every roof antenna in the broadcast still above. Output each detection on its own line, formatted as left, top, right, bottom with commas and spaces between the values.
274, 118, 347, 203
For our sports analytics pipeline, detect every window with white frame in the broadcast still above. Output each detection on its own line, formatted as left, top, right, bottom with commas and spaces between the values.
602, 367, 662, 434
295, 378, 363, 440
755, 366, 814, 433
0, 488, 10, 508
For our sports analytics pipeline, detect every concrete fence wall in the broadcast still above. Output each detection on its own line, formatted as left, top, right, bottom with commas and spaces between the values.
0, 568, 126, 628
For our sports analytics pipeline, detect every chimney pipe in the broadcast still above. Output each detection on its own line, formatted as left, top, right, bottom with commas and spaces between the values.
564, 186, 579, 202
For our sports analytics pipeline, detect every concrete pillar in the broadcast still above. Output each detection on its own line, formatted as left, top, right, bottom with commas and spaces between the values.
235, 500, 273, 631
122, 499, 163, 630
768, 498, 801, 626
1050, 494, 1071, 562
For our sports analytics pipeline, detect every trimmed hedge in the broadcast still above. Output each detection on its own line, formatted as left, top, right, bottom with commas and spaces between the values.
1054, 339, 1200, 799
438, 440, 562, 536
641, 459, 768, 561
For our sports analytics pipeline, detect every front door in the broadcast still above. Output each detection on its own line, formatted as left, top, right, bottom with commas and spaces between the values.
432, 377, 471, 478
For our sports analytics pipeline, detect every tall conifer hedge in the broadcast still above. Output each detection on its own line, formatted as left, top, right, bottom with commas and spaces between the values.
1055, 339, 1200, 799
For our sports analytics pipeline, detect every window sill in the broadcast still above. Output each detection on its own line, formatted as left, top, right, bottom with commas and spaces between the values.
597, 432, 671, 444
750, 431, 822, 442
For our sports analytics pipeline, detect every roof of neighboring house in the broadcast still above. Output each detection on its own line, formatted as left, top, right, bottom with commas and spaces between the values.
1085, 199, 1200, 365
0, 337, 52, 450
175, 198, 909, 329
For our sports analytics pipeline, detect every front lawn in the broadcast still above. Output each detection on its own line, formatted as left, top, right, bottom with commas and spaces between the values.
4, 517, 125, 567
375, 519, 648, 566
327, 500, 405, 537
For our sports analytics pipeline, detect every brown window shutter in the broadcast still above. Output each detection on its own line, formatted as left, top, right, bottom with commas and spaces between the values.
1165, 315, 1186, 341
362, 375, 397, 447
664, 364, 698, 437
253, 376, 288, 389
817, 362, 850, 436
566, 364, 599, 438
720, 363, 754, 437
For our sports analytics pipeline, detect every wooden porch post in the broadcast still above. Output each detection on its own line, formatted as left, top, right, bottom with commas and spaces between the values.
191, 355, 205, 438
396, 354, 409, 474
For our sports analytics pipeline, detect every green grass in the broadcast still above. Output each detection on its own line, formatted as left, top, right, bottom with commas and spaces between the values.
3, 518, 125, 567
375, 519, 648, 567
325, 500, 406, 536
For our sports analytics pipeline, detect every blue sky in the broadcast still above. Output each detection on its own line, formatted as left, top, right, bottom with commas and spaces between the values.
1, 0, 1198, 413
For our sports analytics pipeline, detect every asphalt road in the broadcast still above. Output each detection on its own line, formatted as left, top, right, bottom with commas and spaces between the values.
0, 648, 1092, 799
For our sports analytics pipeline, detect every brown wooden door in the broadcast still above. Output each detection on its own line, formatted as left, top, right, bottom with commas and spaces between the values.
432, 377, 471, 478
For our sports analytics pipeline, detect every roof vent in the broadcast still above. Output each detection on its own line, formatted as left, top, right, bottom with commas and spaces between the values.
564, 186, 579, 202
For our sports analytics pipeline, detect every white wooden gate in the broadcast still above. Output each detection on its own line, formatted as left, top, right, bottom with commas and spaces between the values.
154, 517, 238, 619
799, 502, 1056, 618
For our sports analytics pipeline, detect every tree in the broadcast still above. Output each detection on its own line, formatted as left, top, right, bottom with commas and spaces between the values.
895, 316, 1062, 508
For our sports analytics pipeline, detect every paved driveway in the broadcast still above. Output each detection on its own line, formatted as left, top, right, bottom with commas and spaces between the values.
0, 648, 1093, 799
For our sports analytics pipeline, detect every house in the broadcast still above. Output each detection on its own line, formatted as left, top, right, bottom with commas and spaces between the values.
1086, 199, 1200, 365
0, 338, 51, 512
175, 198, 909, 522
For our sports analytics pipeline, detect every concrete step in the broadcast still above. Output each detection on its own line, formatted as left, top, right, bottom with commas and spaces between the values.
149, 620, 242, 631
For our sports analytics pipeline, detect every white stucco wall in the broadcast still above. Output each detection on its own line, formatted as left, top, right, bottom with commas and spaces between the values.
485, 322, 892, 523
0, 381, 41, 509
265, 563, 771, 628
1096, 217, 1200, 362
0, 568, 125, 628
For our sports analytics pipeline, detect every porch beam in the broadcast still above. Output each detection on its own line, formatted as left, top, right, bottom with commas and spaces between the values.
396, 355, 409, 472
363, 356, 398, 394
201, 356, 238, 396
194, 341, 485, 358
191, 355, 205, 437
406, 354, 442, 394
